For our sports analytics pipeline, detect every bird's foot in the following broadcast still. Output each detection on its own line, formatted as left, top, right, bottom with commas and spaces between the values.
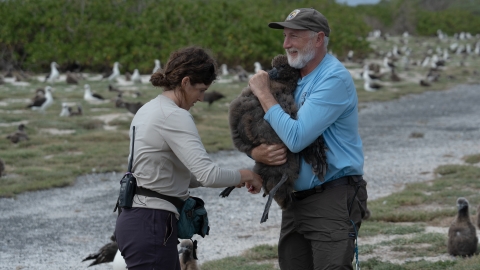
260, 173, 288, 223
219, 186, 235, 198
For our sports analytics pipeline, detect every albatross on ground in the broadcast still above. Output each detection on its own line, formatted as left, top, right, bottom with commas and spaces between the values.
254, 61, 262, 73
66, 71, 79, 84
84, 84, 105, 102
447, 197, 477, 257
7, 124, 29, 143
0, 158, 4, 177
131, 69, 142, 83
103, 62, 121, 82
45, 62, 60, 83
82, 235, 118, 267
362, 66, 382, 92
203, 91, 225, 107
27, 86, 53, 112
179, 239, 200, 270
152, 59, 161, 74
59, 103, 82, 117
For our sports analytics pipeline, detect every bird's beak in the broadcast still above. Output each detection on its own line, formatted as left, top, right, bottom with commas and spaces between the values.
178, 247, 186, 254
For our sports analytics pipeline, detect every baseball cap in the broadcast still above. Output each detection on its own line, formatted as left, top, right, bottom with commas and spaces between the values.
268, 8, 330, 37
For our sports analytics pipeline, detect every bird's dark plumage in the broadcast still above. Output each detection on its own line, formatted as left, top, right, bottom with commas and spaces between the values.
82, 235, 118, 267
477, 204, 480, 230
124, 101, 143, 115
447, 197, 477, 257
203, 91, 225, 106
222, 55, 327, 222
420, 79, 431, 87
108, 84, 122, 93
0, 158, 5, 177
178, 239, 199, 270
115, 93, 125, 108
390, 68, 401, 82
66, 71, 79, 84
69, 104, 82, 116
7, 124, 29, 143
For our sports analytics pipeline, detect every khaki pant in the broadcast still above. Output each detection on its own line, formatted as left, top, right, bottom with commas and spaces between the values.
278, 178, 368, 270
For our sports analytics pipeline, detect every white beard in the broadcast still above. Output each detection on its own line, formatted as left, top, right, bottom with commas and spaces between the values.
286, 38, 316, 69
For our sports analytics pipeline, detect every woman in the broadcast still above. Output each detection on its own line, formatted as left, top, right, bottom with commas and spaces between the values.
114, 46, 263, 269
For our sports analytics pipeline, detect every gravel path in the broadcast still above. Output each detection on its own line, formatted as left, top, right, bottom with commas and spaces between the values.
1, 84, 479, 269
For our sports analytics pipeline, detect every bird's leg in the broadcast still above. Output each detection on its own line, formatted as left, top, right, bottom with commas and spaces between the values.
219, 186, 235, 198
260, 173, 288, 223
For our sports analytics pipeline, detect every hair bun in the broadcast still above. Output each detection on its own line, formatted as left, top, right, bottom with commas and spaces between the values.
150, 71, 165, 87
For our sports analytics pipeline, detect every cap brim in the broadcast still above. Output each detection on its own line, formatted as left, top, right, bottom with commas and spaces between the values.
268, 22, 309, 30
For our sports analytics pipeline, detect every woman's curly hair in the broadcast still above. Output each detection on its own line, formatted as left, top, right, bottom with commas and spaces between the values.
150, 46, 217, 90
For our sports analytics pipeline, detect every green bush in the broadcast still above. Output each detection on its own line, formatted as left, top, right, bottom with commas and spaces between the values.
0, 0, 370, 72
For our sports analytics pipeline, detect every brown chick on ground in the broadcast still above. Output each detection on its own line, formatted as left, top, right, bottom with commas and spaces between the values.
447, 197, 477, 257
82, 235, 118, 267
7, 124, 29, 144
202, 91, 225, 107
178, 239, 200, 270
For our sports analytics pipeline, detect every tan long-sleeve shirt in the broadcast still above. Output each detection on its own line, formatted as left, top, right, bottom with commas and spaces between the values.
129, 94, 241, 216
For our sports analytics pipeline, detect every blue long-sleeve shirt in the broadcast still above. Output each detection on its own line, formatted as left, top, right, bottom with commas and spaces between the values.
264, 54, 364, 191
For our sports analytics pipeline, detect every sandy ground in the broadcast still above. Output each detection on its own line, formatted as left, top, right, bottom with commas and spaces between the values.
0, 84, 479, 269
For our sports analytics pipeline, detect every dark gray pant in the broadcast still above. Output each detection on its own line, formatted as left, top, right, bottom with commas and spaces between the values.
115, 207, 180, 270
278, 179, 368, 270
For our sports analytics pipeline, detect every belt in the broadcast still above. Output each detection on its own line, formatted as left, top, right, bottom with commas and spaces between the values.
135, 186, 184, 209
291, 175, 362, 201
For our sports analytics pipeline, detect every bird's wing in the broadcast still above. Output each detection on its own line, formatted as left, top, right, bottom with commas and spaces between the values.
83, 242, 118, 267
92, 93, 104, 100
28, 97, 46, 107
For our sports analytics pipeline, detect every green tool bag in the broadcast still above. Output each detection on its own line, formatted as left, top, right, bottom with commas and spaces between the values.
177, 196, 210, 239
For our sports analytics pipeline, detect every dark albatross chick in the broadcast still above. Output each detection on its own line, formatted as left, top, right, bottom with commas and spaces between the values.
178, 239, 199, 270
447, 197, 477, 257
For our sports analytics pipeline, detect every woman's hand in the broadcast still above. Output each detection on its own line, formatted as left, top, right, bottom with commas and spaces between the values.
239, 169, 263, 194
251, 143, 287, 166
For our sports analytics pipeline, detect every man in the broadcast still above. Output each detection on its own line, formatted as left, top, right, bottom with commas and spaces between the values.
248, 8, 368, 269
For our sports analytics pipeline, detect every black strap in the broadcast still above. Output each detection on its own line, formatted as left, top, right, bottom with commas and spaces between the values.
114, 126, 136, 214
191, 239, 198, 260
136, 186, 184, 209
127, 126, 136, 173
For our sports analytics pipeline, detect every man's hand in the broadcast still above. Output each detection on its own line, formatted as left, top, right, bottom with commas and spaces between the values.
251, 143, 287, 166
249, 70, 270, 98
248, 71, 278, 112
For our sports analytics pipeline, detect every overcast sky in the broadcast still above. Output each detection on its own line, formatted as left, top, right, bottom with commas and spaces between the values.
336, 0, 381, 6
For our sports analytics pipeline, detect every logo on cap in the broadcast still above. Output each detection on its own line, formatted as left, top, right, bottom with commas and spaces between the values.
286, 9, 300, 21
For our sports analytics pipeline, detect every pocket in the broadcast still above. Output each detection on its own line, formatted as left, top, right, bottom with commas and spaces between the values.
163, 212, 174, 246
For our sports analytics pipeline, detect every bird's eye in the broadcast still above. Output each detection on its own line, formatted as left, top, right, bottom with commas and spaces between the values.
281, 64, 286, 68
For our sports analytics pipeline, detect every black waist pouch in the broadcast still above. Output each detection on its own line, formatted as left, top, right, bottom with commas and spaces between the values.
117, 172, 137, 209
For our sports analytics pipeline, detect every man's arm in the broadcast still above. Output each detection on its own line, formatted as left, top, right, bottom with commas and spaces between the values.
248, 71, 278, 112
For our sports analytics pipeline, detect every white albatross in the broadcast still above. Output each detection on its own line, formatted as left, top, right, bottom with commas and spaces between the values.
254, 61, 262, 73
103, 62, 121, 82
131, 69, 142, 83
45, 62, 60, 83
28, 86, 54, 112
84, 84, 106, 103
152, 59, 161, 74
